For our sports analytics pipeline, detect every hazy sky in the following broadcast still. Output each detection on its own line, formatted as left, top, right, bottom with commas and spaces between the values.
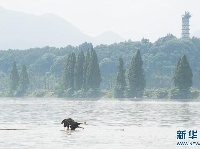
0, 0, 199, 41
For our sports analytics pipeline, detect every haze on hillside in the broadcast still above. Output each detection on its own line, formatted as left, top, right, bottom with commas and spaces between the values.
0, 0, 200, 50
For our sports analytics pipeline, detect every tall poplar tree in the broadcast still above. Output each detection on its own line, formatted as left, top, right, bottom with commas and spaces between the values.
173, 55, 193, 89
18, 65, 29, 95
63, 52, 76, 91
10, 60, 20, 94
127, 49, 146, 98
83, 50, 91, 91
87, 49, 102, 90
69, 52, 76, 90
172, 55, 192, 98
63, 53, 71, 90
74, 50, 85, 90
114, 58, 126, 98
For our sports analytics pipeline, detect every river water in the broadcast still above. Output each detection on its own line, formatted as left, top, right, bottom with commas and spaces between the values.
0, 98, 200, 149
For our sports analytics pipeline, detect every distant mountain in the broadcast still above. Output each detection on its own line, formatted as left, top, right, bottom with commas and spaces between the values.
0, 6, 92, 50
93, 31, 125, 45
0, 6, 125, 50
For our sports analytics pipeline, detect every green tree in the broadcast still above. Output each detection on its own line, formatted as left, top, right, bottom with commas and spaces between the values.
9, 60, 20, 94
62, 54, 71, 90
87, 48, 102, 90
83, 50, 91, 91
172, 54, 193, 98
74, 50, 85, 90
62, 52, 76, 91
17, 65, 30, 95
127, 49, 146, 98
79, 42, 93, 52
114, 58, 126, 98
173, 55, 193, 89
69, 52, 76, 90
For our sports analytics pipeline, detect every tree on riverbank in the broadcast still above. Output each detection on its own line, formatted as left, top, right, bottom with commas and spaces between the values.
127, 49, 146, 98
86, 48, 102, 91
62, 52, 76, 93
9, 60, 19, 94
114, 58, 126, 98
83, 50, 90, 91
171, 54, 193, 98
74, 50, 85, 91
17, 65, 30, 96
60, 48, 101, 97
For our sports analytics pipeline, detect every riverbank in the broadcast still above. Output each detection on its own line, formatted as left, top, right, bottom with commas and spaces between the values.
1, 88, 200, 100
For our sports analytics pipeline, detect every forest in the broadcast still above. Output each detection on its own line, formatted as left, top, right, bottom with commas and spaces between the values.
0, 34, 200, 98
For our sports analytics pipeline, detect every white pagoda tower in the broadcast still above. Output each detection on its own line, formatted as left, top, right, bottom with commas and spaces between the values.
182, 11, 191, 39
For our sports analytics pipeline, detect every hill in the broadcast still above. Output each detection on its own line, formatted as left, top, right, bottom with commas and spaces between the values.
0, 6, 125, 50
0, 6, 91, 49
0, 34, 200, 91
93, 31, 125, 45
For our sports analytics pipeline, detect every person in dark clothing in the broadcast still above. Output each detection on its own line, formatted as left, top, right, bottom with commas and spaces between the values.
61, 118, 85, 130
61, 118, 75, 129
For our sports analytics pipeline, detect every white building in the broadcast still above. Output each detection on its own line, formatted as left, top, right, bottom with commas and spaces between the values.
182, 12, 191, 39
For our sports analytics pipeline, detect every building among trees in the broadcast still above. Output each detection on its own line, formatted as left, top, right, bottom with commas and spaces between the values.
182, 11, 191, 40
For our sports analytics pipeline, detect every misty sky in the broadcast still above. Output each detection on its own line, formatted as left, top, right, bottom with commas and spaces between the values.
0, 0, 199, 41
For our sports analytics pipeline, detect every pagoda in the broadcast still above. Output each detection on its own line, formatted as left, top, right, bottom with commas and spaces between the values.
182, 11, 191, 39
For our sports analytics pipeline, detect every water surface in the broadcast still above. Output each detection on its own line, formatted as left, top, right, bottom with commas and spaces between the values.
0, 98, 200, 149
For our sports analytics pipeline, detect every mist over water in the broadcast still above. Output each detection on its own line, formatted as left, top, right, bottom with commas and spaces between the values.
0, 98, 200, 149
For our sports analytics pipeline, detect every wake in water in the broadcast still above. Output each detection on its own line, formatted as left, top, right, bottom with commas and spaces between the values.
0, 129, 28, 130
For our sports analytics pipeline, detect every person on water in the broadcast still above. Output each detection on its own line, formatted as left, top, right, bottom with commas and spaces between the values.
61, 118, 85, 130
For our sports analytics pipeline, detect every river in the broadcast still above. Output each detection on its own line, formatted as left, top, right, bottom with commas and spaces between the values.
0, 98, 200, 149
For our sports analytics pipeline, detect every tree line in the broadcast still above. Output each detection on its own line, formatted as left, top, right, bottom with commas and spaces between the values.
0, 35, 200, 90
114, 50, 146, 98
5, 48, 194, 99
9, 61, 29, 96
0, 35, 196, 99
114, 50, 193, 99
57, 48, 102, 97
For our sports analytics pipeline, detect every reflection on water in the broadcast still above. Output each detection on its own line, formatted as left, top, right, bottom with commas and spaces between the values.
0, 98, 200, 149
